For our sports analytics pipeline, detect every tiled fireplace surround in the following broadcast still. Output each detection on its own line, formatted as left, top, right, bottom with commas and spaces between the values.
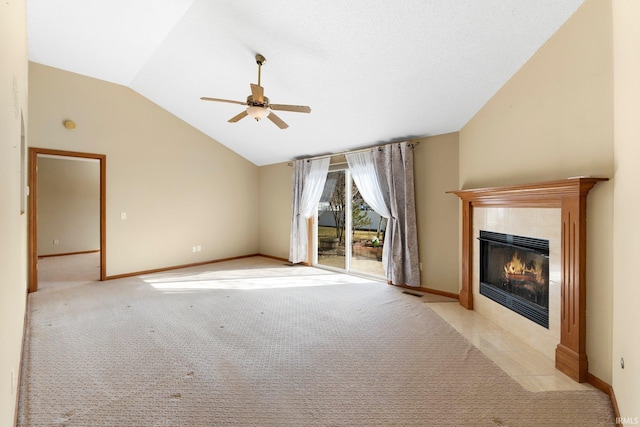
472, 207, 561, 361
450, 178, 608, 383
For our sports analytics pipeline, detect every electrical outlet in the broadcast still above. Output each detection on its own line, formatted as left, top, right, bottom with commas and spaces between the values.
419, 262, 423, 271
192, 246, 197, 253
120, 212, 127, 220
53, 239, 59, 245
196, 245, 202, 252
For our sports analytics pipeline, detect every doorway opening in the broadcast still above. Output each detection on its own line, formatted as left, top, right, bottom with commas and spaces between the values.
28, 148, 106, 292
314, 166, 386, 278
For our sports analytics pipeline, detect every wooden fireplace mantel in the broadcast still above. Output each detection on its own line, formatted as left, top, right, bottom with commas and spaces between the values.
448, 177, 608, 383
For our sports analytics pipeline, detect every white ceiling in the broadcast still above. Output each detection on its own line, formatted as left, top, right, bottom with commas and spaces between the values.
26, 0, 585, 166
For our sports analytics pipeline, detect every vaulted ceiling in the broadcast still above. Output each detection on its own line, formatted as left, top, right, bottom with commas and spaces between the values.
26, 0, 585, 166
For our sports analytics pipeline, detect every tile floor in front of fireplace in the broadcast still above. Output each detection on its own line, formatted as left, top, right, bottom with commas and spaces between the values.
427, 300, 596, 392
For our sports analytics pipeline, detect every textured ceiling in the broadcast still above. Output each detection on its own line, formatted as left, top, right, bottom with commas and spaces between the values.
27, 0, 585, 166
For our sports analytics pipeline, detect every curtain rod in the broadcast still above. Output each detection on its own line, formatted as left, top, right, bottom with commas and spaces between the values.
287, 140, 421, 166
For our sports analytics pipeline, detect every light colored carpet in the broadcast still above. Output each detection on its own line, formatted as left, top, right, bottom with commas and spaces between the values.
36, 252, 101, 290
18, 256, 614, 426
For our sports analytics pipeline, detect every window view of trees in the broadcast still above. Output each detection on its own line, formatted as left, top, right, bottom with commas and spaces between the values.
327, 171, 346, 244
317, 169, 386, 276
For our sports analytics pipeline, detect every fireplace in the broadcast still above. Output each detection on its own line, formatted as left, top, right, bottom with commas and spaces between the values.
449, 178, 608, 382
479, 230, 549, 328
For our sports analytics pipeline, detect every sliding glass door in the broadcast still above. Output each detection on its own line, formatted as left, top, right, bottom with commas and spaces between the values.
350, 184, 386, 277
315, 167, 385, 277
316, 170, 347, 270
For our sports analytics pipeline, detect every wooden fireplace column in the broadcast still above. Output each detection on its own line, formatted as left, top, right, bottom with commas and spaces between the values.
448, 178, 607, 383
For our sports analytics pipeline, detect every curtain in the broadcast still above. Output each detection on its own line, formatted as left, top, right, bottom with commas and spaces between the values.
289, 157, 330, 264
345, 151, 392, 272
372, 142, 420, 287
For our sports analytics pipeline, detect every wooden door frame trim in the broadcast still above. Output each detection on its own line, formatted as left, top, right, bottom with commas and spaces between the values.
448, 177, 608, 383
28, 148, 107, 292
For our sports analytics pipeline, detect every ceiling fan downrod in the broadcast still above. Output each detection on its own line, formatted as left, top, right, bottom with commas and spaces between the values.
256, 54, 266, 87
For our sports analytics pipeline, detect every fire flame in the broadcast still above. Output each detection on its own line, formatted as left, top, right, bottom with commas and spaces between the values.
503, 251, 543, 282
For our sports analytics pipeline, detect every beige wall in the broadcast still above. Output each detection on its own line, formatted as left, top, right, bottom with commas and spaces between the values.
612, 0, 640, 420
37, 156, 100, 256
29, 63, 260, 276
412, 133, 460, 293
0, 0, 29, 425
258, 162, 293, 259
459, 0, 614, 383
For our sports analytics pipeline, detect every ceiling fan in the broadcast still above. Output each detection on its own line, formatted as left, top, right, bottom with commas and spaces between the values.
200, 54, 311, 129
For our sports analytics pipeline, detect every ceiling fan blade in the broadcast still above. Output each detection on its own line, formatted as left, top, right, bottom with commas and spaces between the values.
267, 112, 289, 129
200, 97, 247, 106
269, 104, 311, 113
250, 84, 264, 104
228, 110, 248, 123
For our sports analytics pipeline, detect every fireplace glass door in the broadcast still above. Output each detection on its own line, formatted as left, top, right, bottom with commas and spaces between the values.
479, 231, 550, 328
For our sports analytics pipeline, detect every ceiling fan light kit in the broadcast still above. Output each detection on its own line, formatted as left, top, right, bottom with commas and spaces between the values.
201, 54, 311, 129
247, 105, 270, 121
